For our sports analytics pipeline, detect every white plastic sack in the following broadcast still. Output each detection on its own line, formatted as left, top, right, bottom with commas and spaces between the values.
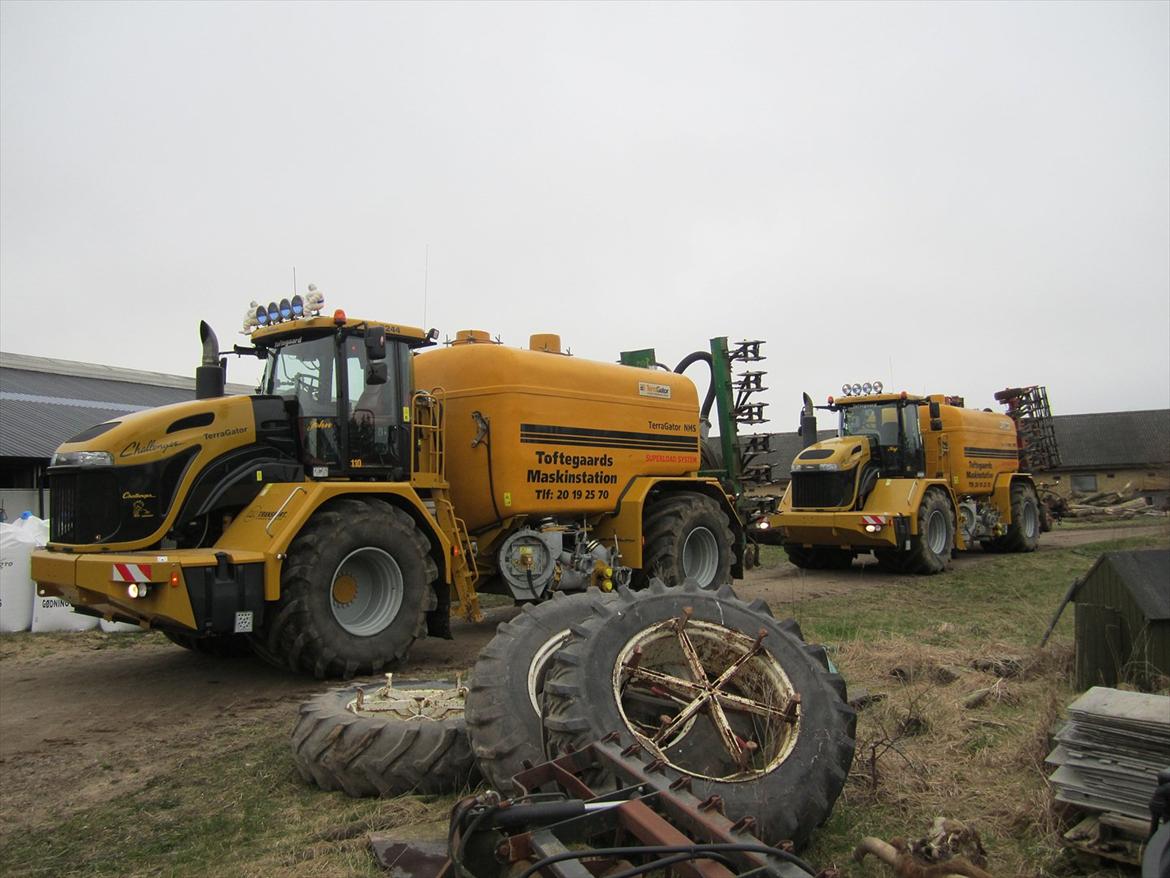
0, 523, 35, 632
8, 514, 99, 633
32, 594, 99, 632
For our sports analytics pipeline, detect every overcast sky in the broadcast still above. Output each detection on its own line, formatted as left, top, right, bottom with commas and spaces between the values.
2, 1, 1167, 427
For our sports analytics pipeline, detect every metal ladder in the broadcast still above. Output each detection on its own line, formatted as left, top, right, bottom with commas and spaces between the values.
410, 390, 482, 622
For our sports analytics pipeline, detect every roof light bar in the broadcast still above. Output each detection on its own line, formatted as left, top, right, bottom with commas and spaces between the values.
242, 286, 326, 333
839, 380, 886, 398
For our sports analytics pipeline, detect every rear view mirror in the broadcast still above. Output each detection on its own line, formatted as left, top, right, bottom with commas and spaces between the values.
366, 361, 388, 385
365, 326, 386, 361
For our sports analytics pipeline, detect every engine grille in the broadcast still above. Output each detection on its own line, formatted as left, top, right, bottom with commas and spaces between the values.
49, 471, 121, 544
790, 470, 856, 509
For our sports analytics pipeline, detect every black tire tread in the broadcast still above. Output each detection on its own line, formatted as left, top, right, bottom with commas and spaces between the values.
251, 497, 435, 679
290, 682, 479, 797
641, 493, 734, 588
465, 590, 614, 793
541, 581, 856, 849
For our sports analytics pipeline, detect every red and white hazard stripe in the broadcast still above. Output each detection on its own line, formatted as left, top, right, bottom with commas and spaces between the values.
111, 563, 153, 582
860, 515, 887, 527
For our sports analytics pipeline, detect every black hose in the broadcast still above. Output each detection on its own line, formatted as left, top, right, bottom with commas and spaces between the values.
481, 417, 505, 526
673, 351, 716, 420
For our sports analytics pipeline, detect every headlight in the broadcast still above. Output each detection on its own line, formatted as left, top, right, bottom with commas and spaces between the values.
51, 450, 114, 468
819, 463, 840, 471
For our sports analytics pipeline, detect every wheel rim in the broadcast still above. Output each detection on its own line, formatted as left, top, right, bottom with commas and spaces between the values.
1022, 499, 1039, 539
925, 508, 948, 555
682, 526, 719, 586
528, 629, 572, 714
330, 547, 404, 637
348, 677, 466, 720
612, 617, 800, 782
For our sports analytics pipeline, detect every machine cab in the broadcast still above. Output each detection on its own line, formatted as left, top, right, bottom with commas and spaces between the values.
837, 395, 926, 478
254, 313, 435, 481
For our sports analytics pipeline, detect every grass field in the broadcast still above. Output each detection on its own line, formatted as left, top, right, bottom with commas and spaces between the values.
2, 530, 1167, 877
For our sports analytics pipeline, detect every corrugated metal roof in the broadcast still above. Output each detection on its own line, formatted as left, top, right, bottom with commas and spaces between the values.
0, 354, 255, 459
1052, 410, 1170, 469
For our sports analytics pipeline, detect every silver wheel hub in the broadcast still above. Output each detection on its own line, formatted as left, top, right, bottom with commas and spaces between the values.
1022, 500, 1039, 538
330, 547, 404, 637
682, 526, 719, 586
925, 509, 948, 555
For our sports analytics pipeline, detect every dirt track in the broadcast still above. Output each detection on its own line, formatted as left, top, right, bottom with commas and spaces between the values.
1, 522, 1165, 835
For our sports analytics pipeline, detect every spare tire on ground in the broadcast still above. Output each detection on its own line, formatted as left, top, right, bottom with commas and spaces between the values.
542, 580, 856, 850
291, 677, 479, 797
465, 590, 617, 793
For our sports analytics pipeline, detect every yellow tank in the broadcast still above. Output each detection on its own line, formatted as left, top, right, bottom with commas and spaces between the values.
923, 399, 1019, 495
414, 333, 702, 532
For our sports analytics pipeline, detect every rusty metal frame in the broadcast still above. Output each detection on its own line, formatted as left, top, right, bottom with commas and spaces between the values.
444, 736, 812, 878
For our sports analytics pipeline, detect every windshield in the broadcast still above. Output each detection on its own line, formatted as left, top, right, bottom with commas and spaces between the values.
839, 402, 923, 457
840, 404, 900, 446
263, 335, 337, 415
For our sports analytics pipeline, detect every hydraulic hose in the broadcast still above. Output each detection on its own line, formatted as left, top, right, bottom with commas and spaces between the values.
673, 351, 716, 420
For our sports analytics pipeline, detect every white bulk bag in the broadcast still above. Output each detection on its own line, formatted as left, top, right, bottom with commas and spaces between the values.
0, 523, 35, 633
12, 514, 99, 633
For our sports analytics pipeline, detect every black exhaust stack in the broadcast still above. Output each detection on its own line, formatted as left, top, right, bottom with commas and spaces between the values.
195, 321, 225, 400
800, 392, 818, 449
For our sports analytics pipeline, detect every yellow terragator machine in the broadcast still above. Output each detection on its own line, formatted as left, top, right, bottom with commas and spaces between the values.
31, 290, 766, 677
752, 383, 1059, 574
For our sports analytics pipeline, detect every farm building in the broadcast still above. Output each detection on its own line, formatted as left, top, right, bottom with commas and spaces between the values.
1040, 409, 1170, 506
1069, 549, 1170, 691
0, 352, 254, 521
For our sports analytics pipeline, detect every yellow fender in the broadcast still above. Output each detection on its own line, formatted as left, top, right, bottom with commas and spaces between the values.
216, 482, 453, 599
592, 476, 743, 575
990, 472, 1034, 533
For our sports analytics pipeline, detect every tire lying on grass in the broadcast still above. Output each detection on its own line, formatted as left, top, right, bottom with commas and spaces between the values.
465, 590, 617, 793
542, 580, 856, 850
291, 678, 480, 797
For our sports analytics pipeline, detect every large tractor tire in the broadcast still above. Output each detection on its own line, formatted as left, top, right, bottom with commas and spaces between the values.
163, 630, 254, 658
542, 581, 856, 850
252, 497, 436, 679
641, 493, 734, 588
990, 481, 1041, 554
465, 590, 616, 793
904, 488, 954, 575
291, 679, 479, 797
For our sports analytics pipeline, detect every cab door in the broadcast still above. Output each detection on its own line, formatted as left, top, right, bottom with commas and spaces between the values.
340, 333, 411, 481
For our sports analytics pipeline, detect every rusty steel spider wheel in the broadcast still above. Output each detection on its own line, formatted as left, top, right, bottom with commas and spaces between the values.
542, 580, 856, 849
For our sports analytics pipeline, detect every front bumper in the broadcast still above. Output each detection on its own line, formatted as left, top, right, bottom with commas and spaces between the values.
762, 511, 912, 551
31, 547, 268, 634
